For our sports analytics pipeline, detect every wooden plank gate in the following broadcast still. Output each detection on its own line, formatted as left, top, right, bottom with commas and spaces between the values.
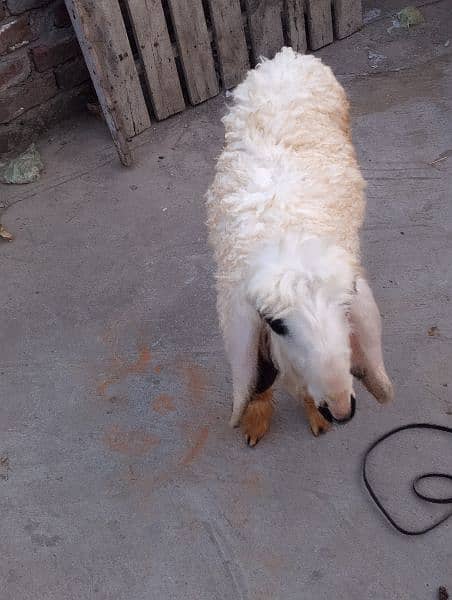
65, 0, 362, 165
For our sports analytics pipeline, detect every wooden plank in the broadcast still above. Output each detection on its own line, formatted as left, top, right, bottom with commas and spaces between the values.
284, 0, 307, 54
124, 0, 185, 120
333, 0, 362, 39
207, 0, 249, 89
65, 0, 150, 165
305, 0, 333, 50
245, 0, 285, 63
166, 0, 219, 105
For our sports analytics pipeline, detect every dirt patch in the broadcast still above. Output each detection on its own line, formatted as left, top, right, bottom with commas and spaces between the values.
30, 533, 61, 547
439, 586, 449, 600
428, 326, 440, 337
0, 455, 9, 480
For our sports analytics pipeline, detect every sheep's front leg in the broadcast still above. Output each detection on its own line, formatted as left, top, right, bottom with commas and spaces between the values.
349, 278, 393, 403
222, 300, 261, 427
302, 393, 332, 437
241, 389, 274, 447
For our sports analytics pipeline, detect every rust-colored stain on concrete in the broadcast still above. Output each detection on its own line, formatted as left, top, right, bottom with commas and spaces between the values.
260, 554, 285, 573
128, 425, 210, 499
241, 473, 262, 493
0, 455, 9, 481
104, 425, 160, 456
127, 345, 152, 373
100, 350, 215, 500
180, 362, 208, 405
97, 379, 113, 398
127, 464, 139, 481
97, 344, 152, 397
152, 394, 176, 415
179, 426, 209, 466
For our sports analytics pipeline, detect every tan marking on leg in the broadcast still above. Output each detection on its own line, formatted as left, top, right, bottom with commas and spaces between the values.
303, 395, 332, 437
241, 389, 274, 447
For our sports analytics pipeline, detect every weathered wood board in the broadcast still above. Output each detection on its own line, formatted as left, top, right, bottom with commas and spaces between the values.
67, 0, 363, 165
166, 0, 219, 105
65, 0, 151, 165
245, 0, 285, 62
305, 0, 334, 50
208, 0, 249, 89
124, 0, 185, 120
333, 0, 362, 39
284, 0, 307, 54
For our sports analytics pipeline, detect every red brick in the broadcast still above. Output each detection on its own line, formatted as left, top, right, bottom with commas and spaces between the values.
6, 0, 49, 15
0, 15, 31, 55
53, 1, 71, 28
0, 69, 57, 123
55, 55, 88, 90
0, 48, 30, 91
31, 31, 79, 71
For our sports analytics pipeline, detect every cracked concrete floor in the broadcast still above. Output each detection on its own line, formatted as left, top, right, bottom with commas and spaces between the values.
1, 1, 451, 599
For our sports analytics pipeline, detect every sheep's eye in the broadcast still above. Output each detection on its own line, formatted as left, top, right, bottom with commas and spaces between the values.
265, 318, 288, 336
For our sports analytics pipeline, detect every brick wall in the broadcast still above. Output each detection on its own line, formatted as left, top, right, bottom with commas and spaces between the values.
0, 0, 93, 155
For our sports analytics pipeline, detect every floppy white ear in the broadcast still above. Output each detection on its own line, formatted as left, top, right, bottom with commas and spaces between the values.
349, 277, 393, 403
222, 300, 260, 427
222, 298, 279, 427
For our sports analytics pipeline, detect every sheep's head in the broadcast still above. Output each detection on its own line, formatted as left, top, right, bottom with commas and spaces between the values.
247, 235, 357, 422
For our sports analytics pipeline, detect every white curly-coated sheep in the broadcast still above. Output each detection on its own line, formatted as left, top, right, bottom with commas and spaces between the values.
206, 48, 393, 446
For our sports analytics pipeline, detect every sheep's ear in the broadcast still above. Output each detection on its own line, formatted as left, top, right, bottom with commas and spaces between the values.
265, 317, 289, 336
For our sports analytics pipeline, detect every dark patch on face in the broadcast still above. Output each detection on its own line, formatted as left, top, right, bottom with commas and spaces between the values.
265, 317, 288, 336
253, 328, 278, 395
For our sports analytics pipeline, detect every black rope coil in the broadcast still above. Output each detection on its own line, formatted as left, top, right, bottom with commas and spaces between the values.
363, 423, 452, 535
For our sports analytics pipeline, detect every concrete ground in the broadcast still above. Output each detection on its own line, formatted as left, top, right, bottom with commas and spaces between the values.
1, 1, 451, 598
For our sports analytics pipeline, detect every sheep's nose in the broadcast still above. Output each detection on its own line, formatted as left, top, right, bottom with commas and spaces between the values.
318, 395, 356, 424
335, 394, 356, 423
